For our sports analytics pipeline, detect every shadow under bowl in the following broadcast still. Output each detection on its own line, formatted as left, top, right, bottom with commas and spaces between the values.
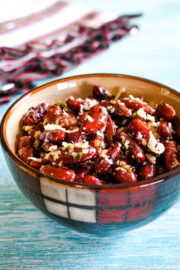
1, 74, 180, 236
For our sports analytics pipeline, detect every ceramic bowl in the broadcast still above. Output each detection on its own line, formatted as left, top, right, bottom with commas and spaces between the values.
1, 74, 180, 236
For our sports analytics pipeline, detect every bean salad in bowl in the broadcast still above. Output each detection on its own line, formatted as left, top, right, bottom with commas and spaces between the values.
17, 85, 180, 185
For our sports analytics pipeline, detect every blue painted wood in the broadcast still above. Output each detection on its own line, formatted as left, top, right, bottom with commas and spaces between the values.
0, 0, 180, 269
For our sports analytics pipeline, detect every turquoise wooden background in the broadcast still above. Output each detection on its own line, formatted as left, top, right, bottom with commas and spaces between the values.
0, 0, 180, 269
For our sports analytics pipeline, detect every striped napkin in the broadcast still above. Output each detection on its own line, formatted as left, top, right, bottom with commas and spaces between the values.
0, 0, 141, 105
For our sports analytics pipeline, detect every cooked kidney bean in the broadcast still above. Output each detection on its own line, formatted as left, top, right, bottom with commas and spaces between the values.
92, 85, 110, 101
66, 97, 87, 112
139, 163, 156, 180
40, 165, 75, 182
40, 130, 66, 142
19, 136, 32, 149
23, 103, 49, 125
173, 117, 180, 141
157, 121, 172, 137
66, 127, 86, 143
100, 100, 132, 117
113, 160, 137, 183
95, 144, 121, 175
46, 105, 62, 124
83, 105, 108, 133
18, 85, 180, 184
130, 119, 165, 155
164, 141, 179, 170
18, 147, 34, 163
156, 102, 176, 120
75, 167, 90, 183
104, 115, 116, 146
46, 146, 96, 165
116, 131, 145, 163
34, 103, 49, 115
84, 175, 102, 185
58, 111, 77, 127
121, 97, 155, 115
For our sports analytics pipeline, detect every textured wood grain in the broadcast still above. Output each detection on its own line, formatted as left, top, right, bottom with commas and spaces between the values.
0, 0, 180, 269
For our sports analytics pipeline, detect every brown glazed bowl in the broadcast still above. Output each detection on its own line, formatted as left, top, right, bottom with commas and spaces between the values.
1, 74, 180, 236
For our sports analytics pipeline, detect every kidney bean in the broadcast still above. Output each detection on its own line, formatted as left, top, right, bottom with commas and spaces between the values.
18, 147, 34, 163
18, 136, 32, 149
116, 131, 145, 163
75, 167, 90, 183
23, 111, 41, 125
58, 111, 77, 127
41, 141, 57, 152
139, 163, 156, 180
113, 160, 137, 183
104, 115, 116, 146
84, 175, 102, 185
164, 141, 179, 170
100, 100, 132, 117
29, 159, 46, 169
92, 85, 110, 100
66, 97, 88, 113
67, 127, 86, 143
23, 103, 49, 125
46, 105, 62, 124
172, 117, 180, 141
130, 119, 165, 155
46, 146, 96, 165
156, 102, 176, 120
95, 144, 121, 175
121, 97, 155, 115
158, 121, 172, 137
40, 130, 66, 142
40, 165, 75, 182
83, 105, 108, 133
34, 103, 49, 115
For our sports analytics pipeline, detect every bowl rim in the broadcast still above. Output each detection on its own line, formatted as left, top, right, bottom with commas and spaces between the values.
1, 73, 180, 190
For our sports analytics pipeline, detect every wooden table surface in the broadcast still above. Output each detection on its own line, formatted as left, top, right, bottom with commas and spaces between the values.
0, 0, 180, 269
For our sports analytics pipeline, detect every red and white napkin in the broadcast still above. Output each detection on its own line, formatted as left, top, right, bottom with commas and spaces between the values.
0, 0, 141, 105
